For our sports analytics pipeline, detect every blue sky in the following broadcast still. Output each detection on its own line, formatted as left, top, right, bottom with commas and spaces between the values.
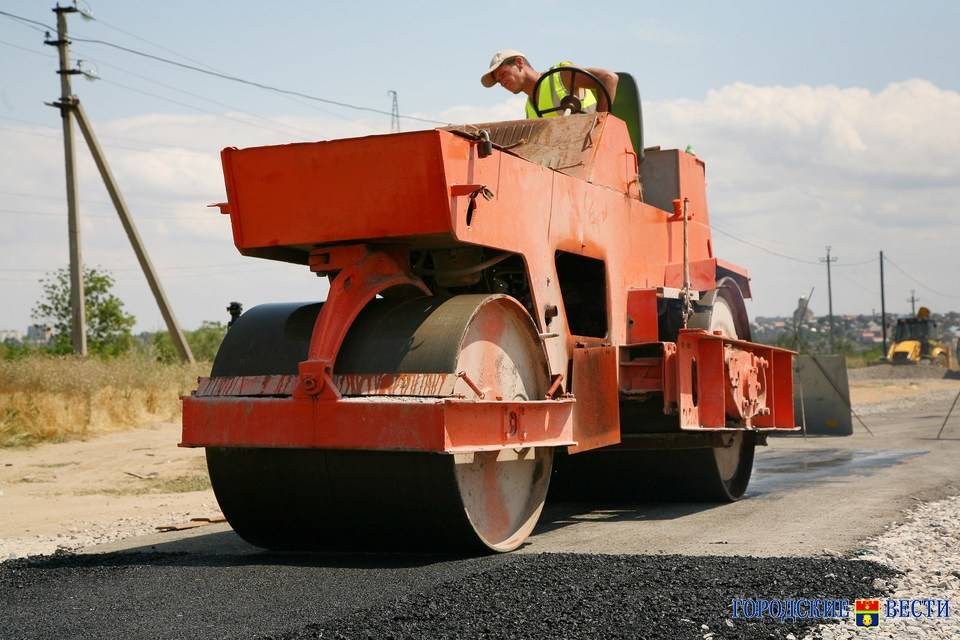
1, 0, 959, 332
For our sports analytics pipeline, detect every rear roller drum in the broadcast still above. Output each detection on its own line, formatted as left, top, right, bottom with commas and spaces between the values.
549, 280, 756, 503
206, 294, 553, 552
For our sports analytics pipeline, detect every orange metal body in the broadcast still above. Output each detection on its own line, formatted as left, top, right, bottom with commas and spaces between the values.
183, 113, 794, 453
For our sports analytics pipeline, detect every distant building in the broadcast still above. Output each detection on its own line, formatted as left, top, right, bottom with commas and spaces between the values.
25, 324, 52, 345
792, 297, 814, 326
0, 329, 22, 343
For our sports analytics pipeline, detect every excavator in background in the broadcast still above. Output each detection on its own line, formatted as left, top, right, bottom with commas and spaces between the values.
888, 307, 955, 368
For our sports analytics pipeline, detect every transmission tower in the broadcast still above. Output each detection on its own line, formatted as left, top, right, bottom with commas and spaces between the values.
388, 90, 400, 133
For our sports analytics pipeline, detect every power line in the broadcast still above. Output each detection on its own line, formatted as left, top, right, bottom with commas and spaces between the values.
69, 53, 343, 138
0, 114, 217, 153
713, 223, 879, 268
97, 77, 314, 140
67, 34, 448, 125
883, 255, 960, 300
0, 189, 198, 212
0, 206, 217, 221
89, 15, 225, 75
0, 122, 217, 155
1, 9, 444, 126
0, 10, 54, 33
0, 262, 258, 274
0, 39, 359, 139
832, 256, 878, 268
0, 37, 56, 58
73, 18, 368, 126
710, 224, 820, 265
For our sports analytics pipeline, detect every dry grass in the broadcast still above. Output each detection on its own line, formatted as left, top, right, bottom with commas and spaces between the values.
79, 474, 213, 496
0, 353, 208, 447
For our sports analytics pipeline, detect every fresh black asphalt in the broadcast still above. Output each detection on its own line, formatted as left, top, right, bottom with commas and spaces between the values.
1, 548, 895, 640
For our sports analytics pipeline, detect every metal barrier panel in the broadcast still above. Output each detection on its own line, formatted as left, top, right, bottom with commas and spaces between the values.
791, 355, 853, 436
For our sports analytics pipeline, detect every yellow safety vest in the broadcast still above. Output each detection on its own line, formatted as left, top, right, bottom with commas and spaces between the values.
525, 61, 599, 119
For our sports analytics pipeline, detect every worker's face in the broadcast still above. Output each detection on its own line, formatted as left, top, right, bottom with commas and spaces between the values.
494, 61, 523, 94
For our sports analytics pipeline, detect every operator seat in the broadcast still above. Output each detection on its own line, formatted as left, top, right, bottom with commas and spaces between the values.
610, 72, 644, 162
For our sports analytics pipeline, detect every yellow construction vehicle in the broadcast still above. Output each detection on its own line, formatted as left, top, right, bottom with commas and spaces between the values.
888, 307, 955, 367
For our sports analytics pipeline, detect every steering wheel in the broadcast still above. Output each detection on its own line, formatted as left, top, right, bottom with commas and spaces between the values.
530, 65, 613, 118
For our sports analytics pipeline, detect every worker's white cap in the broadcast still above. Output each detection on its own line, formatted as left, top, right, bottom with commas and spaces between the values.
481, 49, 526, 88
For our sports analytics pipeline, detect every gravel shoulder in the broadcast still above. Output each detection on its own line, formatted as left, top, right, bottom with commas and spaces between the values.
848, 365, 960, 416
810, 495, 960, 640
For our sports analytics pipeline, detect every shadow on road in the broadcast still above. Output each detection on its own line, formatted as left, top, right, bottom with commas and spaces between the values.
534, 500, 723, 538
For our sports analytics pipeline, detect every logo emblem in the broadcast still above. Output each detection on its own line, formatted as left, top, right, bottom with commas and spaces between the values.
855, 599, 880, 627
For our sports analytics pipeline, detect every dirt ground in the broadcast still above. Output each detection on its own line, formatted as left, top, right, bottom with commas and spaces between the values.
847, 365, 960, 414
0, 424, 219, 560
2, 366, 958, 560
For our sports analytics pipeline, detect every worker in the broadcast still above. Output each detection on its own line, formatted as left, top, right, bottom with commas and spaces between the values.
480, 49, 618, 119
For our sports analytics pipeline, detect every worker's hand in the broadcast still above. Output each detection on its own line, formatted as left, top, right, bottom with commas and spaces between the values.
560, 67, 618, 112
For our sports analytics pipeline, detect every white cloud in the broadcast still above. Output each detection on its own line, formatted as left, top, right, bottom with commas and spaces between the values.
645, 79, 960, 318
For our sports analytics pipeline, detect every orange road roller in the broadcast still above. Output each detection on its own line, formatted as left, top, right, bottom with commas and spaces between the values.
181, 71, 796, 553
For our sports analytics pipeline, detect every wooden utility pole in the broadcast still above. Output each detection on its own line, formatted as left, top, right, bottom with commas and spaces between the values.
908, 290, 918, 316
879, 250, 887, 358
47, 4, 86, 355
45, 4, 194, 363
820, 246, 837, 353
72, 102, 194, 363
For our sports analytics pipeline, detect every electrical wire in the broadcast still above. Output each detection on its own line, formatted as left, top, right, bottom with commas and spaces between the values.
0, 122, 217, 155
1, 9, 442, 126
0, 37, 56, 59
0, 207, 217, 221
68, 52, 348, 138
0, 262, 258, 274
712, 222, 879, 268
832, 256, 878, 268
65, 35, 448, 125
0, 189, 196, 212
710, 224, 821, 265
883, 255, 960, 300
97, 77, 315, 140
0, 115, 216, 154
81, 18, 364, 125
88, 15, 224, 75
0, 10, 54, 33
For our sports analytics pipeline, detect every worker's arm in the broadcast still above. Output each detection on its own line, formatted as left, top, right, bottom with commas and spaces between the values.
560, 67, 619, 112
583, 67, 618, 111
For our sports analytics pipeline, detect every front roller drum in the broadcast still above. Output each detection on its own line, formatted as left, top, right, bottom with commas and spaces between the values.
206, 294, 553, 552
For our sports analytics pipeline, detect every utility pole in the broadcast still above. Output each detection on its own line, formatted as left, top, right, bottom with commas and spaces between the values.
907, 290, 918, 316
44, 3, 194, 363
47, 4, 86, 355
880, 250, 887, 358
820, 246, 837, 353
388, 90, 400, 133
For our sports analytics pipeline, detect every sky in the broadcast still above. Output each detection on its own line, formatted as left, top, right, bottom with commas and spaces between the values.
1, 0, 959, 334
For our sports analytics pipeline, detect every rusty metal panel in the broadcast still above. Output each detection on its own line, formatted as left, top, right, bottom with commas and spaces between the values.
664, 257, 718, 292
181, 395, 573, 453
626, 288, 659, 343
220, 131, 453, 252
676, 330, 796, 431
445, 115, 600, 181
194, 375, 298, 397
568, 346, 621, 454
334, 373, 459, 397
695, 338, 727, 428
619, 357, 662, 394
